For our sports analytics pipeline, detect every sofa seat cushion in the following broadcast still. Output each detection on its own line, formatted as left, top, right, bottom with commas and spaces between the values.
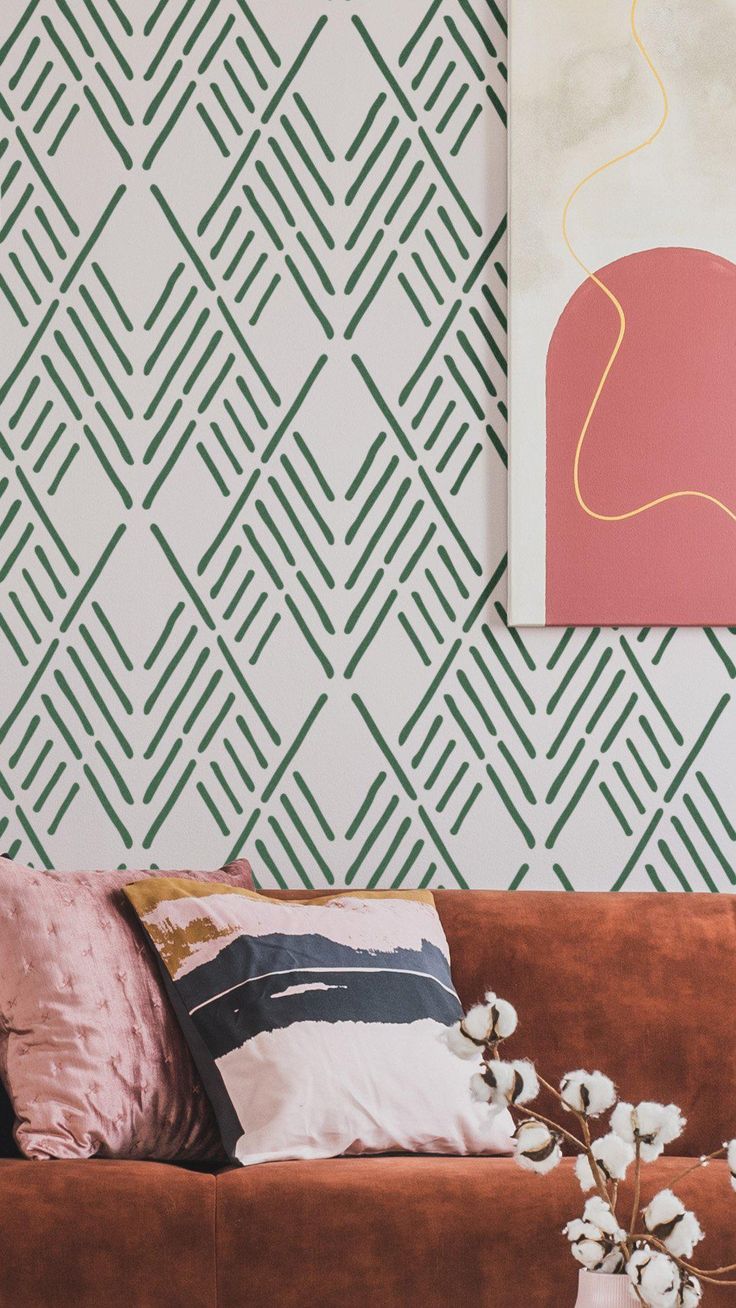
0, 1159, 216, 1308
216, 1156, 735, 1308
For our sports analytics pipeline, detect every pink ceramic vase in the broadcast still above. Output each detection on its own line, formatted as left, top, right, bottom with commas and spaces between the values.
574, 1271, 633, 1306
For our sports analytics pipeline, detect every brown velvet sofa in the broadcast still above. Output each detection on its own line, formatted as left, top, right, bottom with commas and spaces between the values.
1, 891, 735, 1308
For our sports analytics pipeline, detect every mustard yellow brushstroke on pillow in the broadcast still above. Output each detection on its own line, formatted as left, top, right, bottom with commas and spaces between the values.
145, 914, 238, 976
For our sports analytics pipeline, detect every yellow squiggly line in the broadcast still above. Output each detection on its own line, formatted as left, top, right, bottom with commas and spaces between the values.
563, 0, 736, 525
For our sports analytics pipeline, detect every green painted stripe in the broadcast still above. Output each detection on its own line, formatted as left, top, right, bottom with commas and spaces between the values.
545, 760, 598, 850
611, 808, 664, 891
601, 692, 637, 753
671, 813, 718, 893
293, 771, 335, 842
0, 0, 42, 65
600, 781, 632, 836
15, 465, 77, 574
547, 648, 612, 762
261, 15, 327, 124
399, 0, 443, 66
345, 588, 397, 679
294, 92, 333, 161
47, 780, 79, 835
697, 771, 736, 840
261, 693, 327, 803
15, 803, 53, 864
658, 839, 692, 893
151, 523, 215, 630
352, 17, 417, 122
613, 761, 645, 816
620, 635, 684, 745
143, 760, 196, 849
346, 772, 386, 840
67, 644, 132, 758
682, 793, 736, 885
400, 638, 461, 744
280, 792, 334, 884
16, 126, 78, 233
664, 694, 730, 803
547, 629, 600, 714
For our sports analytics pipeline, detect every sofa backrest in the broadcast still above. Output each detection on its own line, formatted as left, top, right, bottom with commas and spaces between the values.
434, 890, 736, 1157
272, 888, 734, 1155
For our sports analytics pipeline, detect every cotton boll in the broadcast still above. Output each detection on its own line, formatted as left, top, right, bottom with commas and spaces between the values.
678, 1274, 702, 1307
627, 1247, 680, 1308
469, 1072, 491, 1103
576, 1133, 634, 1192
643, 1190, 703, 1259
480, 1058, 539, 1109
583, 1195, 626, 1242
468, 1072, 505, 1115
563, 1218, 606, 1270
560, 1070, 617, 1118
598, 1248, 625, 1274
592, 1132, 635, 1182
575, 1153, 596, 1192
611, 1102, 686, 1162
468, 1076, 506, 1126
566, 1226, 612, 1271
513, 1119, 562, 1174
483, 991, 518, 1039
563, 1209, 624, 1273
443, 1021, 482, 1060
728, 1139, 736, 1191
654, 1105, 686, 1148
563, 1218, 592, 1243
610, 1101, 634, 1144
461, 1003, 494, 1043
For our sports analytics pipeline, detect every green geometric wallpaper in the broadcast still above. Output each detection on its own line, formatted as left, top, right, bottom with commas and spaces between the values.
0, 0, 734, 891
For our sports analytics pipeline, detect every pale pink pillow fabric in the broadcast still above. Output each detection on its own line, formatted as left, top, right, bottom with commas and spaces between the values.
0, 855, 253, 1160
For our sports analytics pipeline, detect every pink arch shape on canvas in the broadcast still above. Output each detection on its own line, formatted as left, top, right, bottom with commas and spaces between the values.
546, 246, 736, 625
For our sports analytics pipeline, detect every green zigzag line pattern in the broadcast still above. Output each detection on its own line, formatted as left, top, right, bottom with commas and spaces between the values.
0, 0, 734, 891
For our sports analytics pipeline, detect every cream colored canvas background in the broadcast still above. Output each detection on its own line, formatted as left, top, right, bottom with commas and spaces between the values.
509, 0, 736, 623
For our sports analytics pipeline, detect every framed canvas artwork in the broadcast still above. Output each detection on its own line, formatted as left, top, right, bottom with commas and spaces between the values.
508, 0, 736, 626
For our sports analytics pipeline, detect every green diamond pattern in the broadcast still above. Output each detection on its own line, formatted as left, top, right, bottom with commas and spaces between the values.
0, 0, 734, 891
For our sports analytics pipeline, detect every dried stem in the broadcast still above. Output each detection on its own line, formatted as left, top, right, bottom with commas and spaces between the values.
580, 1113, 615, 1209
491, 1038, 736, 1293
667, 1145, 727, 1188
630, 1234, 736, 1284
630, 1139, 641, 1237
512, 1103, 584, 1152
537, 1074, 567, 1105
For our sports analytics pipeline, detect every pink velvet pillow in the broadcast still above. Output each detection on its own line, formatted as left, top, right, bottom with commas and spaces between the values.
0, 855, 253, 1160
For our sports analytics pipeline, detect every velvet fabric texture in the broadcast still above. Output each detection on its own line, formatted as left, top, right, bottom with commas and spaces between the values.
0, 857, 253, 1160
0, 1159, 215, 1308
0, 1158, 732, 1308
215, 1156, 735, 1308
430, 889, 736, 1157
0, 890, 734, 1307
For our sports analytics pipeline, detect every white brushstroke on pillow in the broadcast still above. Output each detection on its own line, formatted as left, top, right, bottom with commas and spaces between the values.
271, 982, 347, 999
142, 892, 450, 979
188, 964, 460, 1015
212, 1018, 514, 1167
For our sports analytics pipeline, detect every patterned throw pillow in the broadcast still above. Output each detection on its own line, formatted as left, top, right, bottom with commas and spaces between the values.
124, 881, 514, 1166
0, 855, 253, 1159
